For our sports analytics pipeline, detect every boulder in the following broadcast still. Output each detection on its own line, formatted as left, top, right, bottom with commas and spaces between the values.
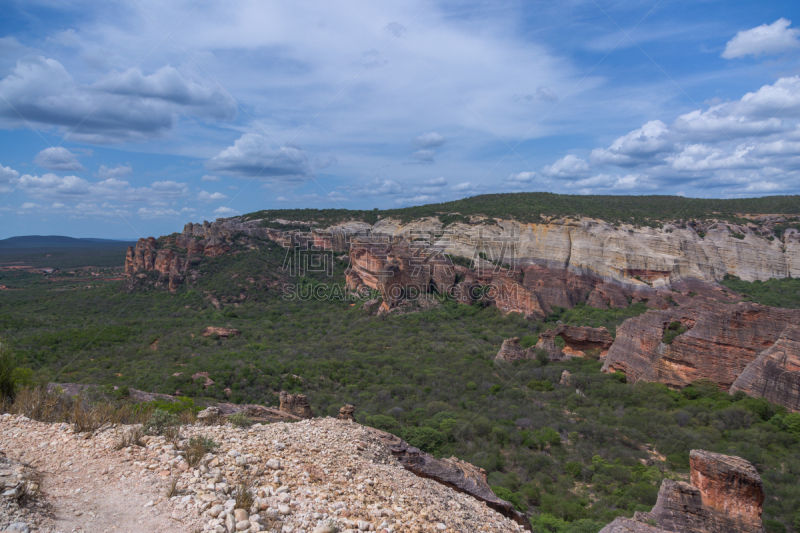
279, 391, 312, 419
731, 325, 800, 412
495, 338, 531, 362
201, 327, 241, 339
602, 300, 800, 396
197, 406, 221, 424
639, 450, 765, 533
337, 404, 355, 421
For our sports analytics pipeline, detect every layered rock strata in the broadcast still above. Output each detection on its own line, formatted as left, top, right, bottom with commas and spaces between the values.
495, 337, 533, 362
602, 300, 800, 392
731, 325, 800, 412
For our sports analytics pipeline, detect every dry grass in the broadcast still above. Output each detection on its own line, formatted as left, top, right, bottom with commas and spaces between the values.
165, 476, 180, 498
114, 426, 144, 450
184, 435, 217, 468
234, 474, 256, 510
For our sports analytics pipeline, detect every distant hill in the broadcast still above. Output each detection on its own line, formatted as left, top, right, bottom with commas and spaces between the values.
0, 236, 137, 249
241, 192, 800, 227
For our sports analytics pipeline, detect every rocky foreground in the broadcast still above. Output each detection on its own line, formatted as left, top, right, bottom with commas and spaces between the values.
1, 414, 524, 533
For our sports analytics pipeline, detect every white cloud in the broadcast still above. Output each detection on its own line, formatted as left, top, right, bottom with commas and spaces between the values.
722, 18, 800, 59
214, 206, 238, 217
198, 190, 228, 202
33, 147, 85, 171
276, 196, 288, 202
410, 149, 435, 162
201, 175, 221, 182
414, 132, 446, 148
505, 171, 536, 183
423, 177, 448, 187
21, 202, 38, 209
207, 133, 311, 180
52, 202, 65, 208
451, 181, 473, 191
536, 86, 557, 102
395, 195, 434, 205
137, 207, 181, 218
541, 155, 588, 177
96, 164, 132, 180
0, 57, 236, 143
0, 163, 19, 193
17, 171, 189, 204
591, 120, 672, 166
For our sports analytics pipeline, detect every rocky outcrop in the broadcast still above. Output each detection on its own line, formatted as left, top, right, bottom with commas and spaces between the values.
369, 427, 531, 530
279, 391, 313, 419
635, 450, 765, 533
337, 404, 355, 421
535, 325, 615, 361
201, 327, 241, 338
495, 337, 533, 362
602, 300, 800, 393
370, 216, 798, 285
731, 325, 800, 412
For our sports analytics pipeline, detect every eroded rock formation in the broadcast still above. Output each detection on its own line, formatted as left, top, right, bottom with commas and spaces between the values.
495, 337, 533, 362
602, 300, 800, 393
633, 450, 765, 533
368, 427, 532, 530
599, 518, 668, 533
279, 391, 313, 419
731, 325, 800, 412
337, 404, 355, 421
536, 325, 615, 361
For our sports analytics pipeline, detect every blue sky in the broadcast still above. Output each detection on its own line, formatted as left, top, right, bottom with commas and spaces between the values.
0, 0, 799, 239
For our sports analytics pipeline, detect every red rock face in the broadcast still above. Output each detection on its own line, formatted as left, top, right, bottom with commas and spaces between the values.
690, 450, 765, 530
731, 325, 800, 412
602, 300, 800, 392
637, 450, 766, 533
347, 240, 455, 309
536, 325, 615, 361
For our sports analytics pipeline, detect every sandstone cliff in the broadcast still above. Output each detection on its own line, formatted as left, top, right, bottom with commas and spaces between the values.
601, 300, 800, 394
731, 325, 800, 412
535, 325, 614, 361
631, 450, 765, 533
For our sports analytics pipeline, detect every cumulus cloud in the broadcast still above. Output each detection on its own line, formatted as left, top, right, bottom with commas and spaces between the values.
0, 164, 19, 193
541, 155, 589, 177
201, 175, 221, 182
207, 133, 311, 180
0, 57, 236, 143
214, 206, 238, 217
96, 164, 132, 180
17, 171, 188, 204
198, 190, 228, 202
544, 75, 800, 195
722, 18, 800, 59
137, 207, 181, 218
451, 181, 473, 191
33, 147, 85, 171
414, 132, 446, 148
505, 171, 536, 183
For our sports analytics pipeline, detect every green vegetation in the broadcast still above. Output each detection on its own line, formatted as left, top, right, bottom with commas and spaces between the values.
3, 240, 800, 530
662, 321, 687, 344
228, 412, 254, 428
241, 193, 800, 227
722, 274, 800, 309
